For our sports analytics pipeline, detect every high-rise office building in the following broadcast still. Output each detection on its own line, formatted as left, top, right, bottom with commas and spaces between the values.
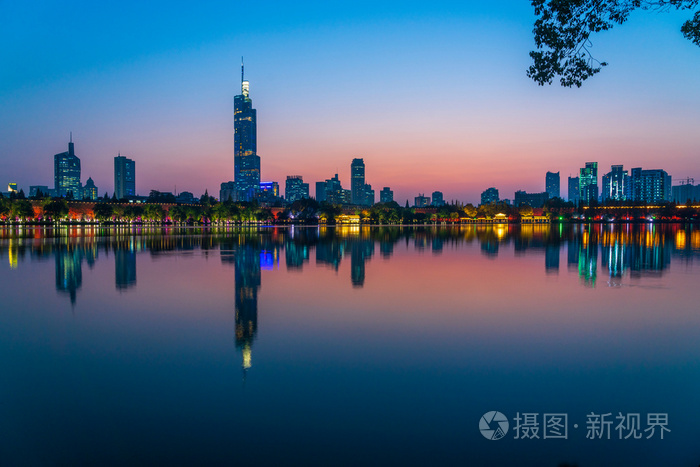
114, 154, 135, 199
285, 176, 309, 203
380, 187, 393, 203
481, 187, 499, 205
323, 174, 351, 204
545, 171, 560, 199
568, 176, 580, 204
601, 165, 627, 202
431, 191, 445, 207
315, 181, 327, 202
627, 168, 672, 203
579, 162, 598, 204
54, 135, 81, 198
351, 158, 366, 205
234, 59, 260, 202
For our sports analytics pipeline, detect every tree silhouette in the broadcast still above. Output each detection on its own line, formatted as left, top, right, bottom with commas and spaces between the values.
529, 0, 700, 87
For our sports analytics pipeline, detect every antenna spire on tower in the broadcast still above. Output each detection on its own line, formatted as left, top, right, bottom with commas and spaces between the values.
241, 56, 244, 84
70, 131, 72, 143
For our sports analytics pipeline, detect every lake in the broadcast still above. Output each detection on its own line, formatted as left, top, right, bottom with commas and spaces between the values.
1, 224, 699, 466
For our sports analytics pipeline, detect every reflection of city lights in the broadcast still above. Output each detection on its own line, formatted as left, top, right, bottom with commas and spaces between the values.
676, 230, 687, 250
688, 230, 700, 250
495, 225, 506, 240
8, 239, 17, 269
242, 343, 252, 369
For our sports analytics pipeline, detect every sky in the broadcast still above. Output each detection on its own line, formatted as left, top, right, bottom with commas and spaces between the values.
1, 0, 699, 204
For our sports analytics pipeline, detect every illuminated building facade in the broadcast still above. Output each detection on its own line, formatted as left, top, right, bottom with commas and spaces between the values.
431, 191, 444, 207
481, 187, 499, 205
234, 60, 260, 201
414, 194, 430, 207
579, 162, 598, 204
83, 177, 98, 201
114, 155, 136, 199
568, 176, 580, 204
545, 171, 560, 199
285, 176, 309, 203
380, 187, 393, 203
54, 136, 81, 198
601, 165, 627, 202
627, 168, 672, 203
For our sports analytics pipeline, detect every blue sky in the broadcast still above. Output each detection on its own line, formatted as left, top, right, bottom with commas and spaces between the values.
1, 1, 699, 203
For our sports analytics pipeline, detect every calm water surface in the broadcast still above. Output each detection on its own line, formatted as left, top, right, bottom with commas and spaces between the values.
1, 224, 699, 466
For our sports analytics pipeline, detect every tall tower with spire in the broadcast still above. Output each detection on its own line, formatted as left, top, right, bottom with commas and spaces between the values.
233, 57, 260, 201
54, 134, 81, 198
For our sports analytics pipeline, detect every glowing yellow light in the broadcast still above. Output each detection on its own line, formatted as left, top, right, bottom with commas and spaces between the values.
676, 230, 687, 250
242, 343, 252, 370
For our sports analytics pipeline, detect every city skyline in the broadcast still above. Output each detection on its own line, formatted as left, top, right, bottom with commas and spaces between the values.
1, 2, 699, 204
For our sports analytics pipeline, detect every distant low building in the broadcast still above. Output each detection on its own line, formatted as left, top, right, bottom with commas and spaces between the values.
220, 181, 236, 202
83, 177, 98, 201
514, 190, 549, 208
481, 187, 499, 205
672, 182, 700, 204
380, 187, 393, 203
431, 191, 444, 207
285, 176, 309, 203
259, 181, 280, 204
29, 185, 52, 198
414, 194, 430, 208
176, 191, 195, 204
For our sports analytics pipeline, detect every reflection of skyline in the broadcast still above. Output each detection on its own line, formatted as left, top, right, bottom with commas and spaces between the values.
115, 240, 137, 290
2, 224, 700, 304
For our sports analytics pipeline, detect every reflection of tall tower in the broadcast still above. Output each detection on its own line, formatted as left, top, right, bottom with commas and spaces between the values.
350, 240, 374, 288
54, 135, 81, 198
234, 58, 260, 201
115, 246, 137, 290
234, 244, 261, 373
578, 229, 598, 287
55, 245, 84, 305
545, 245, 559, 273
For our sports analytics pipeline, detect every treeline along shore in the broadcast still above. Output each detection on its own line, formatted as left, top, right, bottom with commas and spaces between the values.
1, 194, 699, 226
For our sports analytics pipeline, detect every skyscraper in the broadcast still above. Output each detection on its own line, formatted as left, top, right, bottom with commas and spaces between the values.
234, 59, 260, 201
568, 176, 580, 204
545, 171, 560, 199
114, 154, 136, 199
579, 162, 598, 204
627, 168, 672, 203
601, 165, 627, 202
54, 135, 81, 198
431, 191, 444, 207
351, 158, 365, 205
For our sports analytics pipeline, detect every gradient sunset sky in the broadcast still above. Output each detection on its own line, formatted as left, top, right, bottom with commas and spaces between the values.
1, 0, 699, 204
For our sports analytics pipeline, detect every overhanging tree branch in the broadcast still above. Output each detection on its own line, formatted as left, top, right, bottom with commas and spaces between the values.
528, 0, 700, 87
